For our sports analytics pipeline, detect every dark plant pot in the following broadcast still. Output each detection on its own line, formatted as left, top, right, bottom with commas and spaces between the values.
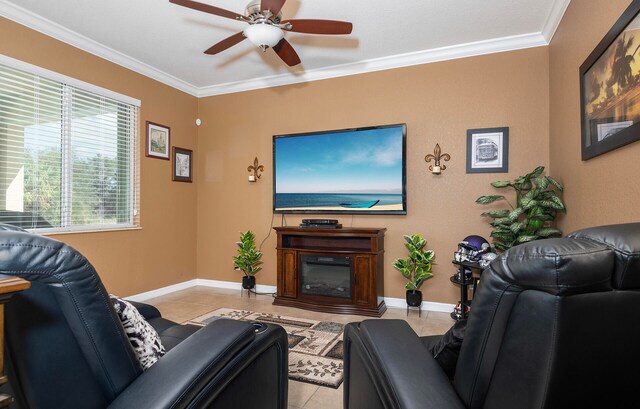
406, 290, 422, 307
242, 275, 256, 290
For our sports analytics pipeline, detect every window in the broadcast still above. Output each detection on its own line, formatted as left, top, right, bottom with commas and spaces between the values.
0, 57, 139, 232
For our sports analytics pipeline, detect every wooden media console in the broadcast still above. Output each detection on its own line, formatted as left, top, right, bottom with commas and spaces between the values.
273, 226, 386, 317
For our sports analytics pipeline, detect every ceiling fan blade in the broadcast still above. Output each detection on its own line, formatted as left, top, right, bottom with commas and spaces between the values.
261, 0, 286, 16
282, 19, 353, 35
273, 39, 301, 67
204, 31, 246, 55
170, 0, 244, 21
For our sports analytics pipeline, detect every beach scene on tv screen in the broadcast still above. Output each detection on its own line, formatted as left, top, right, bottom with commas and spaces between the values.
274, 126, 405, 212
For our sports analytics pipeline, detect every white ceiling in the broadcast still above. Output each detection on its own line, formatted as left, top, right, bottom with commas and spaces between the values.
0, 0, 570, 96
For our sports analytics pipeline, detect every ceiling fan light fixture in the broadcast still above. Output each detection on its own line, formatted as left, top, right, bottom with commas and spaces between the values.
171, 0, 352, 66
243, 23, 284, 51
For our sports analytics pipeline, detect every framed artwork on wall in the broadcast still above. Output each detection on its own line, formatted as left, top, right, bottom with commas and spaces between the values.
580, 0, 640, 160
146, 121, 170, 160
172, 147, 192, 183
466, 127, 509, 173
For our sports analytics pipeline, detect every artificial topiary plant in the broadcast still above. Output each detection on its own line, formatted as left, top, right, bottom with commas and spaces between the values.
392, 234, 435, 291
233, 230, 263, 277
476, 166, 566, 253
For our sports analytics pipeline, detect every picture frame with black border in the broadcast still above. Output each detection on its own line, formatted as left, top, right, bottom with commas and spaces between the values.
466, 127, 509, 173
145, 121, 170, 160
579, 0, 640, 160
172, 147, 192, 183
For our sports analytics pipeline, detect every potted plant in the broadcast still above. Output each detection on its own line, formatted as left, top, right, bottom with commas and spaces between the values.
233, 230, 263, 290
476, 165, 566, 253
392, 234, 435, 307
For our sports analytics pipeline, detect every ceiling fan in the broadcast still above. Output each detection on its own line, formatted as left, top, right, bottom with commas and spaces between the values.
169, 0, 353, 67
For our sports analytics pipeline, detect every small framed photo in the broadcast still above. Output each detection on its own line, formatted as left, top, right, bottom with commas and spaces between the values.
146, 121, 170, 160
466, 127, 509, 173
172, 147, 193, 183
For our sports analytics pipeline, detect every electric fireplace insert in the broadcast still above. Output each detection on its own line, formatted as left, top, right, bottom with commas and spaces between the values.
300, 255, 352, 298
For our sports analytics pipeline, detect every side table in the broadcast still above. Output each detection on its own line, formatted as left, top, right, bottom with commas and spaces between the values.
0, 275, 30, 408
450, 260, 483, 320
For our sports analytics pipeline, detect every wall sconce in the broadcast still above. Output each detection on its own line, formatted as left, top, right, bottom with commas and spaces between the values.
247, 157, 264, 182
424, 144, 451, 175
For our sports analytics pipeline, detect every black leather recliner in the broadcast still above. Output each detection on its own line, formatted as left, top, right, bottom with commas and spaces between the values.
0, 224, 289, 409
344, 223, 640, 409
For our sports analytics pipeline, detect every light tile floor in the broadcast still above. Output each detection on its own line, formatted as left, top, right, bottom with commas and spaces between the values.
145, 286, 454, 409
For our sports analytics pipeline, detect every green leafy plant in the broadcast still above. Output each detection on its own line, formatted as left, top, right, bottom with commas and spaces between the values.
476, 166, 566, 253
232, 230, 263, 277
392, 234, 435, 291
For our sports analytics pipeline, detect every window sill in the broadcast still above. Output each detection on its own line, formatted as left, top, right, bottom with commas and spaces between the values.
34, 226, 142, 236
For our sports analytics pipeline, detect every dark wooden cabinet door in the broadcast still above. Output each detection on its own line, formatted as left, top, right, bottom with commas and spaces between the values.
281, 250, 297, 298
353, 255, 372, 306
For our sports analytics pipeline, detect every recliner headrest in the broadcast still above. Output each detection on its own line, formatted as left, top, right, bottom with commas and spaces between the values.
491, 237, 614, 295
568, 223, 640, 290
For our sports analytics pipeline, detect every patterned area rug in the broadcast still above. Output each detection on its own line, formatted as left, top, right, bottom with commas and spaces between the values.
188, 308, 345, 388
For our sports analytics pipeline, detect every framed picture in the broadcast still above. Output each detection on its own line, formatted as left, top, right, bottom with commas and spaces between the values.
466, 127, 509, 173
172, 147, 192, 183
580, 0, 640, 160
146, 121, 170, 160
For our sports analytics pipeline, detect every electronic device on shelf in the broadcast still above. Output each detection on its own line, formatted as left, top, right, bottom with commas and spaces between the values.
302, 219, 338, 225
299, 224, 343, 229
299, 219, 342, 228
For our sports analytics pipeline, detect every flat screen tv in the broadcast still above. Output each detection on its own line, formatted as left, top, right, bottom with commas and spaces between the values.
273, 124, 407, 215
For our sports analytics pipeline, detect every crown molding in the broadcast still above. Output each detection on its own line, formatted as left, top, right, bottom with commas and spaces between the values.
196, 32, 548, 97
542, 0, 571, 43
0, 0, 199, 96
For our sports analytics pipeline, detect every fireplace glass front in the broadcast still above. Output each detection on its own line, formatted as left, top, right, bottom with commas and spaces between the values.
300, 255, 351, 298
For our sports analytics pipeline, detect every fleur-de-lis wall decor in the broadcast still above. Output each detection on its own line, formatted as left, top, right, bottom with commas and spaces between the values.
424, 144, 451, 175
247, 157, 264, 182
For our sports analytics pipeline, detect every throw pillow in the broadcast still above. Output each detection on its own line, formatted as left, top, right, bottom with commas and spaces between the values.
109, 295, 166, 370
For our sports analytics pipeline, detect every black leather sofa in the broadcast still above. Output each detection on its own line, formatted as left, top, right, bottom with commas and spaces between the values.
0, 224, 289, 409
343, 223, 640, 409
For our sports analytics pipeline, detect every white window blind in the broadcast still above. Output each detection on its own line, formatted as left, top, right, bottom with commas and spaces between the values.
0, 61, 139, 232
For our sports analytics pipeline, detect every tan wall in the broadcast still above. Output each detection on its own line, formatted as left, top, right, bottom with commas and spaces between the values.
197, 47, 550, 303
0, 18, 198, 296
549, 0, 640, 232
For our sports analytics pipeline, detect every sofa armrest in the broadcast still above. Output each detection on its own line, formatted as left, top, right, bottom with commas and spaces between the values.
108, 318, 288, 409
128, 300, 162, 320
346, 320, 465, 409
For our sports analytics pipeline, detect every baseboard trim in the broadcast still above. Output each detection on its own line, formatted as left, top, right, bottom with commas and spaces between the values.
125, 279, 199, 302
128, 279, 456, 314
193, 279, 277, 295
383, 297, 455, 313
